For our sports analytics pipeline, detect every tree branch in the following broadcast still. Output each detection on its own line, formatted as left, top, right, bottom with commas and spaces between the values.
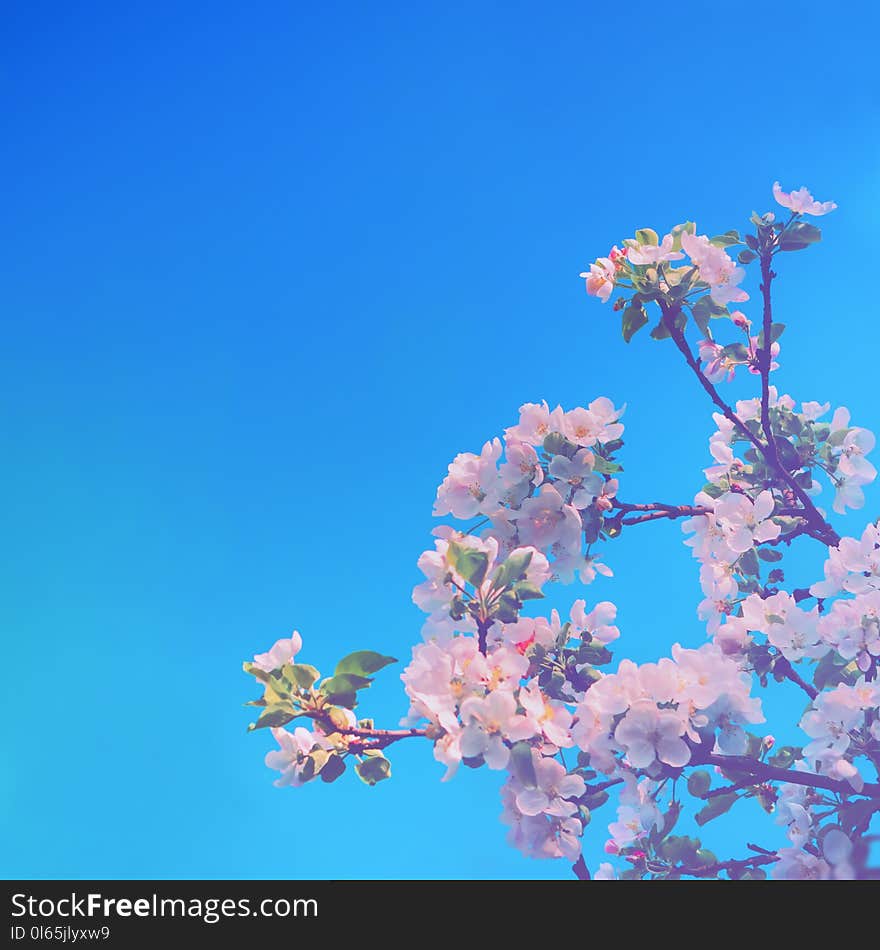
757, 251, 840, 547
693, 750, 880, 798
657, 300, 840, 548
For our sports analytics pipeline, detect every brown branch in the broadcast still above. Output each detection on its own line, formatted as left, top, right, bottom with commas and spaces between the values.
693, 750, 880, 798
571, 854, 591, 880
660, 303, 766, 454
658, 300, 840, 548
757, 250, 840, 547
325, 724, 429, 752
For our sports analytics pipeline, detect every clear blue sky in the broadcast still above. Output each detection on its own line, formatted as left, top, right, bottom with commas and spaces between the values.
3, 1, 879, 879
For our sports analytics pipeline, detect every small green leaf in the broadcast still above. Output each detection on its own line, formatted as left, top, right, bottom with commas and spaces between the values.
635, 227, 659, 246
737, 249, 757, 264
721, 342, 750, 362
509, 742, 537, 788
710, 229, 741, 248
492, 549, 533, 590
757, 547, 783, 562
243, 661, 272, 683
513, 580, 544, 601
446, 540, 489, 587
320, 754, 347, 783
622, 304, 648, 343
543, 432, 578, 458
248, 703, 298, 731
650, 319, 672, 341
779, 221, 821, 251
335, 651, 397, 677
739, 548, 760, 577
287, 663, 321, 689
321, 673, 373, 700
768, 745, 801, 769
695, 792, 738, 826
813, 651, 848, 690
591, 456, 622, 475
355, 756, 392, 786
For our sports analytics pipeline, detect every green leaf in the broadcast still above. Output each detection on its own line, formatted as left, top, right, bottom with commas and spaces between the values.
577, 643, 613, 665
355, 756, 392, 786
513, 580, 544, 601
739, 548, 760, 577
737, 249, 757, 264
768, 745, 801, 769
650, 319, 672, 341
492, 549, 533, 590
320, 754, 347, 783
542, 431, 578, 458
721, 342, 750, 362
335, 651, 397, 678
635, 227, 659, 246
687, 770, 712, 798
769, 322, 786, 342
779, 221, 822, 251
710, 229, 741, 248
591, 456, 622, 475
813, 651, 848, 690
446, 540, 489, 587
658, 835, 700, 864
691, 295, 729, 336
248, 702, 298, 731
581, 506, 602, 544
286, 663, 321, 689
775, 438, 802, 472
243, 660, 273, 683
492, 589, 522, 623
321, 673, 373, 701
622, 304, 648, 343
509, 742, 537, 788
757, 547, 783, 562
695, 792, 738, 826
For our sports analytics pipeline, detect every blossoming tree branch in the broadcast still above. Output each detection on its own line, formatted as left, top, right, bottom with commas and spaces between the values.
244, 183, 879, 880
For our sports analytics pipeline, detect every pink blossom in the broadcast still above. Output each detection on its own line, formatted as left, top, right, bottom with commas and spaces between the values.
613, 698, 690, 769
626, 233, 684, 266
580, 257, 617, 303
434, 438, 502, 519
504, 401, 567, 446
252, 631, 304, 673
772, 181, 837, 216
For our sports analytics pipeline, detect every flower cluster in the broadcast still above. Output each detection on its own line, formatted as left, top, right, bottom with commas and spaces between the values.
244, 181, 880, 881
429, 398, 624, 594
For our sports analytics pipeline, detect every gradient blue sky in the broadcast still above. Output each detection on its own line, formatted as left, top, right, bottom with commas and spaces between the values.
3, 1, 879, 879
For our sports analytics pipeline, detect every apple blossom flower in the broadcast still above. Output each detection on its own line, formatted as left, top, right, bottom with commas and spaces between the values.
626, 233, 684, 266
264, 726, 331, 787
549, 449, 603, 509
580, 257, 617, 302
613, 698, 690, 769
772, 181, 837, 216
252, 631, 304, 673
772, 847, 831, 880
433, 438, 502, 519
459, 691, 533, 768
504, 400, 567, 446
713, 490, 781, 553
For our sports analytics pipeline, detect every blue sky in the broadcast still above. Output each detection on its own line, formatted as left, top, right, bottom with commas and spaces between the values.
3, 1, 879, 879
